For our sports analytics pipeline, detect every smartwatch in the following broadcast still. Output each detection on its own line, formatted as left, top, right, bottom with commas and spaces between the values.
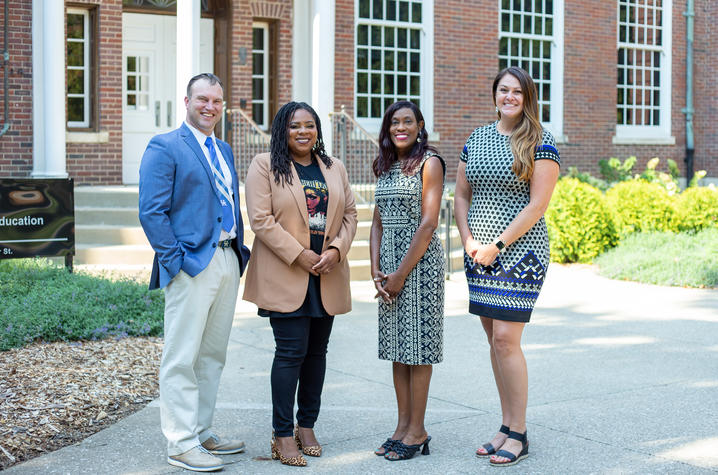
493, 238, 506, 253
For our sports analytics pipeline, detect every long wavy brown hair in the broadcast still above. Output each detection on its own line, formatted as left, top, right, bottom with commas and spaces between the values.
493, 67, 543, 181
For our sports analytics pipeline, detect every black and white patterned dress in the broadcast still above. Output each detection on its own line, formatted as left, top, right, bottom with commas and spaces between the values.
376, 153, 445, 365
460, 122, 560, 322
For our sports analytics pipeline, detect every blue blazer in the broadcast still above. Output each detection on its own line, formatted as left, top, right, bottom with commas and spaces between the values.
138, 123, 251, 290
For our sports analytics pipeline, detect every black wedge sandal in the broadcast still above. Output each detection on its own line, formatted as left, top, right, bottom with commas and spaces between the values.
384, 436, 431, 461
489, 430, 528, 467
476, 424, 510, 457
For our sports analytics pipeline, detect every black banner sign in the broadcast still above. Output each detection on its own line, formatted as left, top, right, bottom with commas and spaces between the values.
0, 178, 75, 259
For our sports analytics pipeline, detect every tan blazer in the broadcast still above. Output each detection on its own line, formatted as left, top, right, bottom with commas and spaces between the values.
242, 152, 358, 315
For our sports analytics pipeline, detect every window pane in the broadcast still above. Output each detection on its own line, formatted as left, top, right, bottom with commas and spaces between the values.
384, 74, 395, 94
358, 25, 368, 45
127, 75, 136, 91
410, 52, 420, 72
357, 48, 368, 70
127, 94, 136, 108
397, 51, 407, 71
385, 27, 395, 47
412, 2, 422, 23
253, 78, 263, 100
68, 97, 84, 122
253, 53, 263, 75
372, 0, 382, 19
357, 96, 368, 117
397, 29, 407, 48
127, 56, 136, 72
410, 75, 420, 95
67, 70, 84, 94
357, 72, 368, 93
253, 28, 263, 50
252, 103, 264, 124
399, 1, 409, 22
397, 74, 407, 95
359, 0, 370, 18
67, 14, 84, 39
384, 50, 395, 71
67, 42, 84, 67
386, 0, 396, 20
410, 29, 420, 49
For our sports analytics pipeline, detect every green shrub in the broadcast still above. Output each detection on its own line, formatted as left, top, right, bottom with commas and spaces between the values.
545, 178, 619, 263
606, 180, 678, 236
0, 259, 164, 351
677, 185, 718, 232
599, 156, 636, 183
565, 166, 610, 191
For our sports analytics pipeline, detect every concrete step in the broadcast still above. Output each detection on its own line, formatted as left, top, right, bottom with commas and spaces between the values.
75, 225, 149, 246
74, 186, 140, 208
75, 244, 155, 266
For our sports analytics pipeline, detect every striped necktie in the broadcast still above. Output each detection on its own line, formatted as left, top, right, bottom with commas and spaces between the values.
204, 136, 234, 233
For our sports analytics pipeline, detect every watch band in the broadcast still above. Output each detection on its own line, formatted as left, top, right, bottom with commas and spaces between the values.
493, 238, 506, 253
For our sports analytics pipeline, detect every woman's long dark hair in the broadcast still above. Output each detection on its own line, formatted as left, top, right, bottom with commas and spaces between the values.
372, 101, 437, 177
270, 102, 332, 185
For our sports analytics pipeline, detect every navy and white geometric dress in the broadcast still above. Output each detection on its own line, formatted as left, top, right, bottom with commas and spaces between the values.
460, 122, 560, 322
376, 153, 445, 365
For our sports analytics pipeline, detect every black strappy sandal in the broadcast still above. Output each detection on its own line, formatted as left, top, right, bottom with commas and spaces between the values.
384, 436, 431, 461
374, 438, 400, 456
476, 424, 510, 457
489, 430, 528, 467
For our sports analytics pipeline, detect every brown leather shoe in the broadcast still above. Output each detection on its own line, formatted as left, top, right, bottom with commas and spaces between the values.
167, 446, 224, 472
271, 433, 307, 466
201, 434, 246, 455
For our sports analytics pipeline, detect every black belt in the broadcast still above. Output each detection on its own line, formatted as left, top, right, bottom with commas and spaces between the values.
218, 238, 233, 249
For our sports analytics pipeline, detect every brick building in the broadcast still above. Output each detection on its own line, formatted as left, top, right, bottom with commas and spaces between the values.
0, 0, 715, 185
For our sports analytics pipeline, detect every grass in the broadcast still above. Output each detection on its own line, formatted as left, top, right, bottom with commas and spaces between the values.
594, 228, 718, 288
0, 258, 164, 351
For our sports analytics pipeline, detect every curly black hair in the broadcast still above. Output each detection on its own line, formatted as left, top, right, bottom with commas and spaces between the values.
269, 102, 332, 185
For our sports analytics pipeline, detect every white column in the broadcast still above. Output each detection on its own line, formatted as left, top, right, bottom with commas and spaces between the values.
33, 0, 67, 178
31, 0, 45, 177
176, 0, 201, 127
311, 0, 335, 154
292, 0, 312, 102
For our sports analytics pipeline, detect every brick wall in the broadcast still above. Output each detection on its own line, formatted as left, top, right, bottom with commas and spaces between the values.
0, 0, 33, 177
693, 0, 717, 178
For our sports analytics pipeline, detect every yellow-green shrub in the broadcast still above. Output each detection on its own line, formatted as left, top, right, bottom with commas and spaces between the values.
606, 180, 678, 236
545, 178, 619, 263
677, 185, 718, 232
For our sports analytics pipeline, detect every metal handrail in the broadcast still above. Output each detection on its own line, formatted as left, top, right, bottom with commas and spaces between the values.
328, 105, 379, 147
226, 107, 270, 141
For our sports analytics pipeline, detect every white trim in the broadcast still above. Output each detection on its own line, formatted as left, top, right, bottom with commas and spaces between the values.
251, 22, 270, 130
497, 0, 564, 139
354, 0, 434, 134
66, 8, 91, 128
66, 131, 110, 143
615, 0, 672, 141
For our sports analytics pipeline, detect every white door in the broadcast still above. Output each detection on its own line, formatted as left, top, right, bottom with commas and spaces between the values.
122, 13, 214, 184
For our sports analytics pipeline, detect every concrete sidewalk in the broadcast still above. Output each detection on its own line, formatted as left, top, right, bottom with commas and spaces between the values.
8, 265, 718, 474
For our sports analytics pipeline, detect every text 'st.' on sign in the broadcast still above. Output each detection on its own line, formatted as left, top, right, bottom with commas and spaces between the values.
0, 179, 75, 259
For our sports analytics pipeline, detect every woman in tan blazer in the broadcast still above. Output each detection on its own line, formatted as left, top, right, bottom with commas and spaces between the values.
243, 102, 357, 467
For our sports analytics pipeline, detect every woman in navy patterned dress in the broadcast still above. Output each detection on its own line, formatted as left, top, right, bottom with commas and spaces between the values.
454, 67, 560, 467
370, 101, 445, 461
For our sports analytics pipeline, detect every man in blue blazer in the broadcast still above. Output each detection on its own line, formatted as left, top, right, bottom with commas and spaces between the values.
139, 73, 250, 472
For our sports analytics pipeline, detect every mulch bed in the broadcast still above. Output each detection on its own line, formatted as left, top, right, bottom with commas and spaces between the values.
0, 337, 162, 470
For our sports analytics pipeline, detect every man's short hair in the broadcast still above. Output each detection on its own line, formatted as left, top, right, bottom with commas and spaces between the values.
186, 73, 224, 98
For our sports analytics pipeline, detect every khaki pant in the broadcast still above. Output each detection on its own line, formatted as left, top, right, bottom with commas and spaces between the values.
160, 247, 240, 456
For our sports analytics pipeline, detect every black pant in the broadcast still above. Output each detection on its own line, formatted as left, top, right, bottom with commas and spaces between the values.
269, 316, 335, 437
